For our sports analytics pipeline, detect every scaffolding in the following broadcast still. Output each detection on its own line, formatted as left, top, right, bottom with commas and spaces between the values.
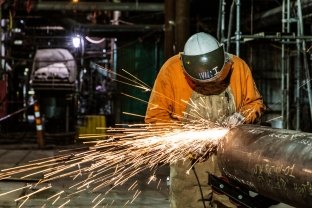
220, 0, 312, 130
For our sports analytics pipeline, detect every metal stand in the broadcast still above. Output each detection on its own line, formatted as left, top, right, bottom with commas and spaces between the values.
208, 174, 279, 208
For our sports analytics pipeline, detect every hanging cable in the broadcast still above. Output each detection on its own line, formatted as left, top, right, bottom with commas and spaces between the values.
192, 164, 207, 208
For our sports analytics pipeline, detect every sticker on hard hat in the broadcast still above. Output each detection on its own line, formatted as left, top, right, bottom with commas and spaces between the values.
198, 66, 218, 79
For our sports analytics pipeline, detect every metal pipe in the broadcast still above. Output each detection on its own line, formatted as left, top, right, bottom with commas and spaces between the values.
218, 124, 312, 207
112, 2, 119, 81
221, 0, 226, 42
217, 0, 221, 41
240, 34, 312, 40
226, 0, 235, 53
281, 0, 290, 129
296, 0, 301, 130
235, 0, 240, 56
33, 2, 164, 12
295, 30, 301, 131
58, 18, 163, 36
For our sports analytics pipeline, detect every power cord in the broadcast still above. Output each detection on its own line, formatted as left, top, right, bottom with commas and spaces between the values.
192, 165, 207, 208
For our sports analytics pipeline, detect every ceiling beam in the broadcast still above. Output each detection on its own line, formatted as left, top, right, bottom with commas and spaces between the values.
58, 18, 163, 37
32, 1, 164, 12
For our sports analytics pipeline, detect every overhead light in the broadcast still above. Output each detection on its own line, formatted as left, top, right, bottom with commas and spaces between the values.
14, 40, 23, 45
72, 0, 79, 3
72, 35, 81, 48
12, 28, 21, 33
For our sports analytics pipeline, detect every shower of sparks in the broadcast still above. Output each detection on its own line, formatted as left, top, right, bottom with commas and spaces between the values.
0, 66, 250, 207
0, 121, 230, 207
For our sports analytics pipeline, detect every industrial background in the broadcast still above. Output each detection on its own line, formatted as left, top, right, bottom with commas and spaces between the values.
0, 0, 311, 207
0, 0, 312, 138
0, 0, 311, 143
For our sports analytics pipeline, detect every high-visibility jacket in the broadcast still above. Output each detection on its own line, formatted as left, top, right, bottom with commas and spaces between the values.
145, 54, 265, 124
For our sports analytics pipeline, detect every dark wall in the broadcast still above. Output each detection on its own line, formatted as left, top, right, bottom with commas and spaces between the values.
116, 35, 163, 124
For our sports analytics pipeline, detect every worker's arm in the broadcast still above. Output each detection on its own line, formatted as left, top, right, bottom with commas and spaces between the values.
145, 55, 193, 124
231, 57, 265, 124
145, 63, 178, 124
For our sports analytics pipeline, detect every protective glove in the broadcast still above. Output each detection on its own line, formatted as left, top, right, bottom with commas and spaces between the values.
225, 112, 245, 128
188, 143, 217, 163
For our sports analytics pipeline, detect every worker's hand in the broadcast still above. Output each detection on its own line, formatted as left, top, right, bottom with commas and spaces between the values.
225, 112, 245, 128
188, 143, 217, 163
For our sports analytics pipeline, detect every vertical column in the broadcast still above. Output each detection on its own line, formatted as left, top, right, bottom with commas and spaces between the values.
164, 0, 175, 60
235, 0, 241, 56
34, 101, 45, 148
175, 0, 190, 53
281, 0, 290, 129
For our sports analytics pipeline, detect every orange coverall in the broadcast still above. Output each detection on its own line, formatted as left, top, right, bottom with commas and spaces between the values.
145, 53, 265, 208
145, 54, 265, 124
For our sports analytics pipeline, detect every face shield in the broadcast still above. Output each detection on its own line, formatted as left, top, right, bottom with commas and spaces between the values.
180, 46, 225, 83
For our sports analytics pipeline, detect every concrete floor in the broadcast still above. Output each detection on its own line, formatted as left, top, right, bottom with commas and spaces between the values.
0, 144, 170, 208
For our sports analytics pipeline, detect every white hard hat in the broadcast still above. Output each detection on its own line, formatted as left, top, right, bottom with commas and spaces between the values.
181, 32, 225, 82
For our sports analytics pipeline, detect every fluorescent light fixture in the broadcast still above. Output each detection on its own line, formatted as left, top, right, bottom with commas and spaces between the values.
14, 40, 23, 45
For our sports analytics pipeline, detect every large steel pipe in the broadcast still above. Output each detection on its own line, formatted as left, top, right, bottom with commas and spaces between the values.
218, 124, 312, 207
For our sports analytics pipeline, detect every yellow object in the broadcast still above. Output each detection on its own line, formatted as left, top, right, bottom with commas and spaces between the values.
78, 115, 106, 138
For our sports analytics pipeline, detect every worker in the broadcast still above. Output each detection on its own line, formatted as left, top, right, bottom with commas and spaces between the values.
145, 32, 265, 208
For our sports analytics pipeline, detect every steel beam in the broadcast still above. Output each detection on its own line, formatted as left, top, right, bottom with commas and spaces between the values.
32, 2, 164, 12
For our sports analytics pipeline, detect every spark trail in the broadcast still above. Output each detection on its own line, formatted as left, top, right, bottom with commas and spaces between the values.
0, 66, 245, 207
0, 121, 230, 207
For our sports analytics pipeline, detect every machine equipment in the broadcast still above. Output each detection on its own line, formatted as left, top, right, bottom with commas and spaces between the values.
30, 48, 77, 143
